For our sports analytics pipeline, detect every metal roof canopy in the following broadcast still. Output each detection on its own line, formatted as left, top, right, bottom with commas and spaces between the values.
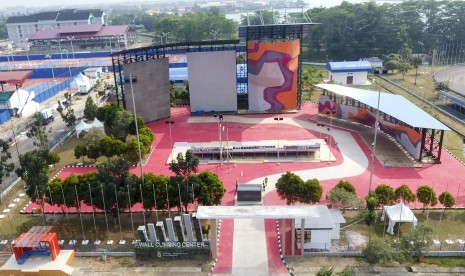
15, 226, 53, 248
196, 205, 322, 220
0, 71, 33, 85
316, 84, 450, 131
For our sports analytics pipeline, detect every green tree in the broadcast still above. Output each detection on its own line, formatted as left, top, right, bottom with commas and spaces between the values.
27, 113, 48, 148
96, 103, 122, 129
374, 184, 395, 207
362, 237, 394, 265
110, 110, 133, 140
124, 137, 147, 163
328, 188, 363, 212
57, 92, 77, 128
364, 196, 377, 226
87, 144, 101, 162
196, 171, 225, 206
16, 149, 56, 224
400, 224, 433, 259
85, 159, 137, 223
410, 54, 423, 84
334, 180, 356, 194
300, 178, 323, 204
140, 173, 169, 212
384, 60, 400, 74
83, 96, 98, 120
99, 136, 116, 162
438, 191, 455, 209
394, 185, 416, 203
275, 171, 304, 205
397, 62, 413, 79
83, 127, 106, 146
0, 139, 14, 183
416, 185, 438, 211
128, 116, 145, 135
169, 150, 199, 179
74, 144, 88, 163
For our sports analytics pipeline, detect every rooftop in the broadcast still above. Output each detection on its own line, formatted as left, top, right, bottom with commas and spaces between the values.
30, 25, 129, 40
326, 61, 372, 72
6, 9, 103, 24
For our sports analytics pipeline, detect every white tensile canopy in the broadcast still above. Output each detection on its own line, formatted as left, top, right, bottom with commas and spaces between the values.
75, 118, 104, 138
381, 201, 418, 235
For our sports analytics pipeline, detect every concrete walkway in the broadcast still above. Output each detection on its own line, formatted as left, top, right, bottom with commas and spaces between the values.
189, 116, 369, 275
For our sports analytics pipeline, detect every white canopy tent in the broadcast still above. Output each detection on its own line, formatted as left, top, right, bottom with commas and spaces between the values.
75, 118, 104, 138
381, 201, 418, 235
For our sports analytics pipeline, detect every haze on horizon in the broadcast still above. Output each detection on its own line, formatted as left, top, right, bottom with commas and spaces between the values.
1, 0, 403, 10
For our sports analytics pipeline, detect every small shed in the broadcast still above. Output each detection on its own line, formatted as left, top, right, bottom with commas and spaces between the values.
236, 184, 262, 204
83, 67, 103, 79
381, 201, 418, 235
326, 61, 372, 85
294, 206, 345, 251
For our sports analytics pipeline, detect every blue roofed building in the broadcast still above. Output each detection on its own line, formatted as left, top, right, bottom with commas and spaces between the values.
326, 61, 372, 85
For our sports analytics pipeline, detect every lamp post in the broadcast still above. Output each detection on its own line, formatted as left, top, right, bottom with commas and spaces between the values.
274, 117, 283, 165
368, 77, 382, 194
165, 121, 174, 162
67, 36, 75, 59
210, 30, 219, 40
326, 111, 336, 164
45, 54, 55, 81
157, 33, 166, 45
162, 32, 170, 44
128, 75, 147, 227
165, 182, 171, 218
214, 114, 224, 167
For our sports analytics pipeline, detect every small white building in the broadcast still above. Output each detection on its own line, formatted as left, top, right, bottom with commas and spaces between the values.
326, 61, 372, 85
83, 67, 103, 79
295, 206, 346, 251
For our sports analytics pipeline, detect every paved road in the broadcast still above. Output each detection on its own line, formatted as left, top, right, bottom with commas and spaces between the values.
434, 66, 465, 96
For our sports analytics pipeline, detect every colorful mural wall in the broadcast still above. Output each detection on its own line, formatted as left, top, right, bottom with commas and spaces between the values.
319, 95, 422, 159
247, 40, 300, 111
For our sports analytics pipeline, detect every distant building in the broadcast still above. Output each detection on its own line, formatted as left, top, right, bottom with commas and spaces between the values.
326, 61, 372, 85
361, 57, 384, 74
6, 9, 106, 49
28, 24, 136, 54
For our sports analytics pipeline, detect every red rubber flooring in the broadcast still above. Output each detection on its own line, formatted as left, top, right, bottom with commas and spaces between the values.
23, 103, 465, 274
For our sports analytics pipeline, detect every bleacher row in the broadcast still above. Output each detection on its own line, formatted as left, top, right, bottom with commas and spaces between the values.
191, 143, 320, 156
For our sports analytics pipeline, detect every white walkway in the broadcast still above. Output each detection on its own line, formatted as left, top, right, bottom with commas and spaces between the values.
190, 116, 369, 275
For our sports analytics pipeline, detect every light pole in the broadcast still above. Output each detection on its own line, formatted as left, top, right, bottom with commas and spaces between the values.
165, 121, 174, 162
45, 54, 55, 81
368, 77, 382, 194
157, 33, 165, 45
210, 30, 219, 40
67, 36, 75, 59
274, 117, 283, 165
214, 114, 224, 167
326, 111, 336, 164
165, 182, 171, 218
162, 32, 170, 44
128, 75, 147, 227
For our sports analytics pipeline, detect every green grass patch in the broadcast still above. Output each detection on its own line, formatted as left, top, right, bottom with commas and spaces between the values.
423, 257, 465, 267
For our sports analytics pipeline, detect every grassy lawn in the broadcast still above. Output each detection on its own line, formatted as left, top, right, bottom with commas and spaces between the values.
343, 209, 465, 252
423, 257, 465, 267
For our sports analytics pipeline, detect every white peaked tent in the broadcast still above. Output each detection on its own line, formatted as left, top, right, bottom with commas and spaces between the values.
69, 73, 92, 93
381, 201, 418, 235
75, 118, 105, 138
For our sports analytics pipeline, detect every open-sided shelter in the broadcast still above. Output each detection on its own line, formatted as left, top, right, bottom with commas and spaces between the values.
381, 201, 418, 235
75, 118, 104, 138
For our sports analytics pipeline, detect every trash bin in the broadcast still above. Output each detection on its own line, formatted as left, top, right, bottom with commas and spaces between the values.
101, 253, 107, 262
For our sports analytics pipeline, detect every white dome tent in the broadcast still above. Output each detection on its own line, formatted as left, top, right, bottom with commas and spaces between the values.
381, 200, 418, 235
75, 118, 104, 138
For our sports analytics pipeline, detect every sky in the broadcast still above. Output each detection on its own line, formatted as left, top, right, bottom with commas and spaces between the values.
2, 0, 404, 10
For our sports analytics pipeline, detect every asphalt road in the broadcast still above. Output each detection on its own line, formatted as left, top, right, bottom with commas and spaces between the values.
0, 76, 113, 196
434, 65, 465, 95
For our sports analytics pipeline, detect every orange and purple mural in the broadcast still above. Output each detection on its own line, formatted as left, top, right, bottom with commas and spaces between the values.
319, 95, 422, 159
247, 40, 300, 111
